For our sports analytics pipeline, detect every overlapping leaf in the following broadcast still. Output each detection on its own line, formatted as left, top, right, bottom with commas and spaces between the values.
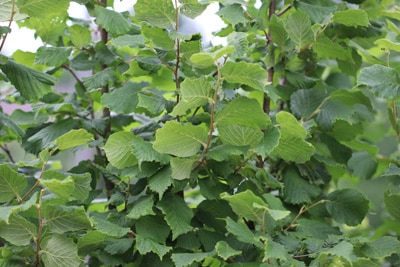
221, 61, 269, 91
0, 164, 27, 202
95, 5, 132, 36
40, 235, 82, 267
134, 0, 175, 29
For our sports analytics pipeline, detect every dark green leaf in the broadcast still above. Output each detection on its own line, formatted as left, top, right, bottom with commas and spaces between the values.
215, 241, 242, 260
35, 46, 71, 66
326, 188, 369, 226
224, 190, 268, 223
136, 234, 172, 260
384, 191, 400, 223
0, 60, 55, 100
126, 195, 155, 220
263, 240, 290, 262
91, 217, 131, 237
148, 167, 173, 199
225, 217, 263, 249
290, 89, 328, 119
358, 65, 400, 100
282, 167, 320, 204
158, 193, 193, 240
101, 82, 144, 114
360, 236, 400, 258
104, 238, 134, 255
171, 252, 213, 267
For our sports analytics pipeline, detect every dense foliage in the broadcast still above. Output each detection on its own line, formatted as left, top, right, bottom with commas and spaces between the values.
0, 0, 400, 266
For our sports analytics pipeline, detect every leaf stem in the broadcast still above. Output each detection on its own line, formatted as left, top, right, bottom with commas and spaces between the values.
284, 199, 328, 231
304, 96, 331, 122
34, 189, 45, 267
391, 101, 399, 138
198, 62, 223, 166
18, 157, 49, 204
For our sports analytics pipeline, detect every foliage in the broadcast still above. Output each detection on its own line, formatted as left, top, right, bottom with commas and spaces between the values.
0, 0, 400, 266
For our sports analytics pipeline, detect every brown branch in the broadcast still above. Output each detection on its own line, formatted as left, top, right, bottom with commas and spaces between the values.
0, 0, 15, 52
0, 144, 15, 163
284, 199, 328, 231
276, 4, 294, 17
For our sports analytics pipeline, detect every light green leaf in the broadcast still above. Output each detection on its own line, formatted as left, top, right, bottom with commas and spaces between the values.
40, 235, 82, 267
126, 195, 155, 220
375, 39, 400, 53
272, 111, 315, 163
217, 4, 247, 26
131, 138, 170, 166
110, 34, 145, 48
190, 53, 215, 68
326, 188, 369, 226
172, 77, 213, 116
55, 129, 93, 150
41, 171, 74, 199
134, 0, 175, 29
148, 167, 173, 199
170, 157, 197, 180
268, 209, 291, 221
153, 121, 208, 157
282, 167, 320, 204
215, 97, 270, 129
221, 61, 269, 91
103, 131, 138, 169
358, 65, 400, 100
263, 240, 289, 262
285, 10, 313, 51
171, 252, 213, 267
95, 5, 132, 36
0, 164, 27, 202
218, 124, 263, 147
136, 234, 172, 260
180, 0, 207, 19
142, 24, 174, 50
45, 205, 92, 234
91, 217, 131, 237
69, 24, 92, 48
224, 190, 267, 223
384, 191, 400, 223
158, 193, 193, 240
0, 60, 55, 100
0, 0, 28, 21
215, 241, 242, 260
0, 193, 37, 223
360, 236, 400, 258
0, 213, 37, 246
333, 9, 369, 27
227, 32, 249, 58
35, 46, 71, 66
313, 38, 352, 60
17, 0, 69, 18
319, 241, 354, 263
101, 82, 144, 114
225, 217, 263, 249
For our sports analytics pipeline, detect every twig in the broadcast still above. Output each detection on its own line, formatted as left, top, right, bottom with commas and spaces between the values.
0, 0, 16, 52
284, 199, 328, 231
0, 144, 15, 163
276, 4, 294, 17
34, 189, 45, 267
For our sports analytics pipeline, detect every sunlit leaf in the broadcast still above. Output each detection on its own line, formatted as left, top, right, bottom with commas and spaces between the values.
0, 213, 37, 246
95, 5, 132, 36
134, 0, 175, 29
333, 9, 369, 27
55, 129, 93, 150
103, 132, 138, 169
221, 61, 269, 91
40, 235, 82, 267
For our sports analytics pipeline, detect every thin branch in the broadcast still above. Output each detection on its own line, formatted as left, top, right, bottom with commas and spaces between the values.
276, 4, 294, 17
174, 0, 181, 121
284, 199, 328, 231
391, 101, 399, 138
304, 96, 331, 122
61, 64, 87, 91
0, 0, 16, 52
18, 158, 48, 204
0, 144, 15, 163
34, 189, 45, 267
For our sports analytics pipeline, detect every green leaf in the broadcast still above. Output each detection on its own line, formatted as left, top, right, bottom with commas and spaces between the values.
0, 193, 37, 223
360, 236, 400, 258
171, 77, 213, 116
313, 38, 352, 60
135, 215, 170, 242
0, 60, 55, 100
126, 195, 155, 220
68, 172, 92, 201
0, 164, 27, 202
219, 124, 264, 147
358, 65, 400, 100
221, 61, 269, 91
0, 213, 37, 246
189, 53, 215, 68
224, 190, 268, 223
103, 131, 138, 169
374, 39, 400, 53
142, 24, 174, 50
148, 167, 173, 199
55, 129, 93, 150
77, 231, 108, 255
101, 82, 144, 114
69, 24, 92, 48
333, 9, 369, 27
215, 241, 242, 260
290, 89, 328, 120
17, 0, 69, 18
110, 34, 145, 48
264, 240, 290, 262
0, 0, 28, 21
136, 234, 172, 260
319, 241, 354, 263
158, 193, 193, 240
134, 0, 175, 29
104, 238, 134, 255
153, 121, 208, 157
384, 191, 400, 223
170, 157, 198, 180
171, 252, 213, 267
0, 112, 25, 139
217, 4, 247, 26
269, 15, 288, 47
282, 167, 320, 204
272, 111, 315, 163
297, 218, 341, 239
227, 32, 249, 58
83, 67, 116, 90
285, 10, 313, 51
41, 171, 75, 199
131, 138, 170, 167
225, 217, 263, 249
348, 151, 377, 179
91, 217, 131, 238
40, 235, 82, 267
326, 188, 369, 226
35, 46, 71, 66
297, 2, 336, 24
45, 205, 92, 234
180, 0, 207, 19
316, 99, 357, 131
95, 5, 132, 36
